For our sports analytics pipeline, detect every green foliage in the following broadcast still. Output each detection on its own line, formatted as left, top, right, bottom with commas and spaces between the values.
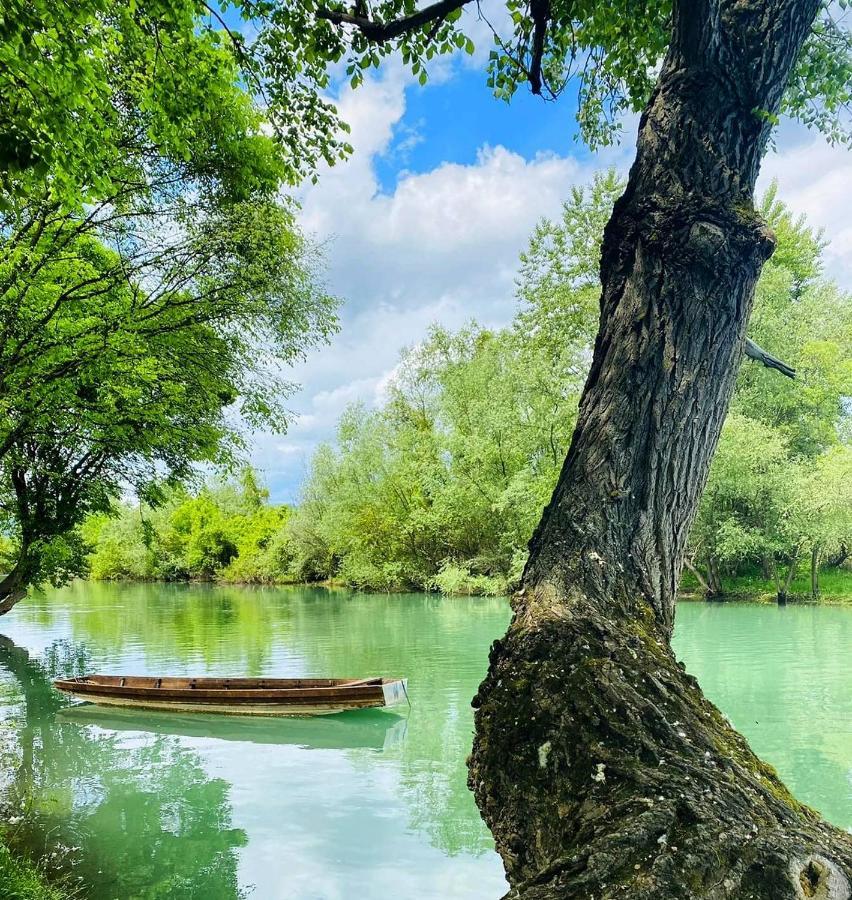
0, 2, 338, 611
9, 0, 840, 191
224, 2, 850, 149
782, 12, 852, 146
0, 196, 336, 599
689, 415, 799, 572
0, 842, 68, 900
0, 0, 346, 205
291, 175, 852, 594
0, 10, 338, 604
84, 470, 296, 585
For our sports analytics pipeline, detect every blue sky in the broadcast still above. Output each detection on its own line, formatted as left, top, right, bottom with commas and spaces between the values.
244, 24, 852, 504
372, 66, 589, 191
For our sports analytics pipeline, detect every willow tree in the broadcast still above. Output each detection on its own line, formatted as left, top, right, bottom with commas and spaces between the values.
233, 1, 852, 895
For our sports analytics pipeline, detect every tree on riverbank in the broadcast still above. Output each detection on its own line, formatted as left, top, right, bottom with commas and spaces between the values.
83, 469, 296, 584
0, 7, 337, 615
227, 1, 852, 894
5, 0, 852, 895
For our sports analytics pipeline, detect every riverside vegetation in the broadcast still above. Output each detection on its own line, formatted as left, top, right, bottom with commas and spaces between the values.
80, 176, 852, 601
3, 2, 852, 897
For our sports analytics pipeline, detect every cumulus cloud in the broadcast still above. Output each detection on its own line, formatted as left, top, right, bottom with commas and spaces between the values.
758, 131, 852, 286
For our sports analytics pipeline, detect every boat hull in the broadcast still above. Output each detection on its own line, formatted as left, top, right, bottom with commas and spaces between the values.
54, 675, 408, 717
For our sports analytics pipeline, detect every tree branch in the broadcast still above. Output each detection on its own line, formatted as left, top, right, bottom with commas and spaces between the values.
317, 0, 474, 43
528, 0, 550, 96
683, 557, 711, 593
744, 337, 796, 379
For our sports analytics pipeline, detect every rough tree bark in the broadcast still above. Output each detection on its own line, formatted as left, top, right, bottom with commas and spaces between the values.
468, 2, 852, 897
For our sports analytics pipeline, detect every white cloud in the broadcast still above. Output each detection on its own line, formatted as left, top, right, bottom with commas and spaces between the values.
759, 131, 852, 286
251, 70, 627, 499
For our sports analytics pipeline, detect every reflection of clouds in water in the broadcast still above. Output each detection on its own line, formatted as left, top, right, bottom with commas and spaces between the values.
6, 588, 851, 895
1, 585, 512, 898
218, 742, 506, 899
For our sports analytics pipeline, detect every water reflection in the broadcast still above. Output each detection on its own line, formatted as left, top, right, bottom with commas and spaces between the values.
0, 635, 248, 899
59, 705, 409, 752
6, 585, 848, 899
1, 585, 513, 898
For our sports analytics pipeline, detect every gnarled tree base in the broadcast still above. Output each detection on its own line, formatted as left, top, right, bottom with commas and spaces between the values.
469, 587, 852, 899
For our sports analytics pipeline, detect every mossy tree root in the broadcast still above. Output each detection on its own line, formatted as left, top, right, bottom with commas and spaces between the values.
469, 591, 852, 899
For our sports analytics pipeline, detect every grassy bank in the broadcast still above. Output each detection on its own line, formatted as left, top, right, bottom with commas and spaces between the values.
0, 841, 69, 900
679, 568, 852, 604
79, 566, 852, 603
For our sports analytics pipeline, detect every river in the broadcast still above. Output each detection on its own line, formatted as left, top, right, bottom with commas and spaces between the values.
0, 583, 849, 898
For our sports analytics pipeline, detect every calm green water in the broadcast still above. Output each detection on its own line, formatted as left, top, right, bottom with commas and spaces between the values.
0, 584, 850, 899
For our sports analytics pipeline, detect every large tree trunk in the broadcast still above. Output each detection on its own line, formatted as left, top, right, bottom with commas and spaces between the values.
0, 551, 31, 617
468, 1, 852, 897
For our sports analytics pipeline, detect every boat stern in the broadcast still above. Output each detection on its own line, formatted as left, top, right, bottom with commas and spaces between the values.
381, 678, 408, 708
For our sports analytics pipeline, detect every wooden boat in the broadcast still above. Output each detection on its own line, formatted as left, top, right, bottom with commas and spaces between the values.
53, 674, 409, 716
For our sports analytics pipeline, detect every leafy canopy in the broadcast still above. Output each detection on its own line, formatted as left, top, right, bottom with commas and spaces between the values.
230, 0, 851, 149
0, 8, 341, 603
5, 0, 848, 208
0, 197, 336, 596
0, 0, 350, 206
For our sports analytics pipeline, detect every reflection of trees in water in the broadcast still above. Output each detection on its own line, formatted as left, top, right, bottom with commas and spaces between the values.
15, 583, 512, 858
0, 636, 247, 899
27, 581, 289, 674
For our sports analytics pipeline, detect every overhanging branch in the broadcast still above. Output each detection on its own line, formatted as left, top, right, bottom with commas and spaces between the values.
317, 0, 475, 43
528, 0, 550, 95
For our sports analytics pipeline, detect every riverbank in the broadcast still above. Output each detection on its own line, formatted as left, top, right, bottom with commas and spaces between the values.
85, 567, 509, 597
0, 841, 69, 900
679, 568, 852, 604
80, 565, 852, 603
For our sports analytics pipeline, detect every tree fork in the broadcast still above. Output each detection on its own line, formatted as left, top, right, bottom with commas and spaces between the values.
469, 0, 852, 896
